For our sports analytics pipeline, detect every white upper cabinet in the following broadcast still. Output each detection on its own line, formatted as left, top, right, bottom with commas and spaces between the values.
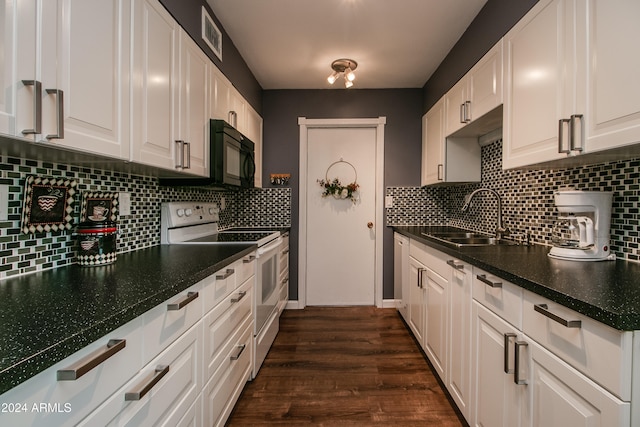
0, 0, 18, 136
421, 98, 445, 186
503, 0, 640, 169
445, 40, 503, 137
245, 105, 263, 188
5, 0, 130, 159
131, 0, 179, 170
177, 31, 209, 176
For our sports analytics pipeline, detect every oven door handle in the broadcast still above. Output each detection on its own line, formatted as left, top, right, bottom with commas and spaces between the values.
258, 236, 283, 255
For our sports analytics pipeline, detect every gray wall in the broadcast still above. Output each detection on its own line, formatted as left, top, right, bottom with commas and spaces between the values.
422, 0, 539, 112
262, 89, 423, 300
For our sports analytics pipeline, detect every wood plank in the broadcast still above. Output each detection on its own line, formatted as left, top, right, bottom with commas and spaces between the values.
226, 306, 465, 426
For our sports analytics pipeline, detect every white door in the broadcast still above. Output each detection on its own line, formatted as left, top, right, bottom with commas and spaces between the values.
305, 126, 377, 306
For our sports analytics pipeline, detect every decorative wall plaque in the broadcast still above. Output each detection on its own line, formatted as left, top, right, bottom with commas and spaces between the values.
21, 176, 77, 234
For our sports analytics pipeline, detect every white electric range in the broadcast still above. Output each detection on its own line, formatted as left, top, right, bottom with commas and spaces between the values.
160, 202, 282, 378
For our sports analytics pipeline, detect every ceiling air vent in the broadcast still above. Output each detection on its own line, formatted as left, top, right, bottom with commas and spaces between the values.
202, 6, 222, 60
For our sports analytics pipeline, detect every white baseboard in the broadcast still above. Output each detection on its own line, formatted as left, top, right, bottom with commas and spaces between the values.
283, 300, 398, 310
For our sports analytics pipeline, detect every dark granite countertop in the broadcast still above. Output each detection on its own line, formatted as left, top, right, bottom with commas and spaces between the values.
393, 226, 640, 332
0, 243, 256, 395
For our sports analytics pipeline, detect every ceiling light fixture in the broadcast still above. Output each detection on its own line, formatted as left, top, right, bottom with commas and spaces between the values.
327, 59, 358, 88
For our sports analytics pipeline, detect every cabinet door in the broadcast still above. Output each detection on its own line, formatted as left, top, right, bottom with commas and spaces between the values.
0, 0, 18, 136
424, 267, 448, 380
445, 77, 468, 137
393, 233, 409, 321
131, 0, 179, 170
210, 66, 230, 121
47, 0, 129, 158
469, 39, 503, 122
421, 98, 445, 186
228, 88, 246, 133
448, 259, 472, 422
472, 301, 527, 427
245, 106, 263, 187
408, 256, 426, 345
528, 339, 629, 427
581, 0, 640, 153
503, 0, 574, 169
178, 30, 209, 176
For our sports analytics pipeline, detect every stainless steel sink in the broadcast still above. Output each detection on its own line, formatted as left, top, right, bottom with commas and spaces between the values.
421, 230, 516, 248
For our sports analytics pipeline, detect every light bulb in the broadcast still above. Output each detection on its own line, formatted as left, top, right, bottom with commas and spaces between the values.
345, 67, 356, 82
345, 79, 354, 88
327, 71, 339, 85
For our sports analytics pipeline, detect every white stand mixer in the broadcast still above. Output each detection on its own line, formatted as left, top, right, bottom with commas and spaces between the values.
548, 190, 614, 261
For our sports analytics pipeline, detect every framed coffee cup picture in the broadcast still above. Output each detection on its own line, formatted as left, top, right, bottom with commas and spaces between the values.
80, 192, 119, 222
21, 175, 77, 234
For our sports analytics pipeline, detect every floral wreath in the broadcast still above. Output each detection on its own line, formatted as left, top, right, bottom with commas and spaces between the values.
317, 159, 359, 203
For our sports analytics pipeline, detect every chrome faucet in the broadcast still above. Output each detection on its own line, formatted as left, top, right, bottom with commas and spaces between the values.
461, 188, 510, 240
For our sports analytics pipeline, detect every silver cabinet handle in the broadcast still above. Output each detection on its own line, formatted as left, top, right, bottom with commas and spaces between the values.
230, 344, 246, 361
558, 118, 571, 154
230, 290, 247, 303
534, 303, 581, 328
464, 101, 471, 122
570, 114, 584, 152
503, 333, 516, 374
417, 267, 425, 288
514, 340, 528, 385
437, 164, 443, 181
228, 110, 237, 128
125, 365, 169, 401
57, 339, 126, 381
242, 255, 256, 263
446, 259, 464, 270
460, 103, 466, 124
216, 268, 235, 280
45, 89, 64, 139
282, 249, 290, 255
21, 80, 42, 135
476, 274, 502, 288
174, 140, 185, 169
183, 141, 191, 169
167, 291, 199, 311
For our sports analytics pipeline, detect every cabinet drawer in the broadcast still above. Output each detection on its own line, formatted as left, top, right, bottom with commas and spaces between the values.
523, 290, 633, 401
142, 281, 204, 364
202, 320, 253, 427
79, 322, 202, 427
235, 252, 256, 289
202, 263, 238, 315
410, 240, 449, 278
472, 267, 523, 329
203, 278, 253, 381
0, 317, 143, 427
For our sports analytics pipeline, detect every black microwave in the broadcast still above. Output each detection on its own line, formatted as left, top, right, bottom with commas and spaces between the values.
211, 119, 255, 188
159, 119, 255, 189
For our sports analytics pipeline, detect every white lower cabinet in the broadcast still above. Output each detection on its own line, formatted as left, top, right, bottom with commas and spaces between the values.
446, 258, 472, 421
78, 322, 202, 426
471, 301, 528, 427
395, 239, 635, 426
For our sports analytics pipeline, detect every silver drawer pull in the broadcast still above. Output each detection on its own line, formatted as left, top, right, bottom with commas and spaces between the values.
231, 290, 247, 303
216, 268, 235, 280
242, 255, 256, 263
282, 249, 290, 255
174, 140, 184, 169
446, 259, 464, 270
230, 344, 246, 361
45, 89, 64, 140
534, 303, 581, 328
503, 333, 516, 374
57, 339, 126, 381
514, 341, 528, 385
21, 80, 42, 135
476, 274, 502, 288
125, 365, 169, 401
167, 291, 199, 311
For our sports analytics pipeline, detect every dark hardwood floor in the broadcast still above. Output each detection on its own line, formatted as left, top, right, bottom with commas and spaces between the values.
226, 306, 464, 426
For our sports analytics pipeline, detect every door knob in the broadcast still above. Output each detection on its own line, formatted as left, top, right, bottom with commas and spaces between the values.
367, 222, 374, 229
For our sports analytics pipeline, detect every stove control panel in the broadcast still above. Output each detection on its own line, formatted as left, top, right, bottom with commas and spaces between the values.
161, 202, 219, 228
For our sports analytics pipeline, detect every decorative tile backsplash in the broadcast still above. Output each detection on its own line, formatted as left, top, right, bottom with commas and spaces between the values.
0, 155, 291, 279
387, 140, 640, 262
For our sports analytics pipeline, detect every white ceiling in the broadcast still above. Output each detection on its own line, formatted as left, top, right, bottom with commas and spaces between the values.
207, 0, 488, 90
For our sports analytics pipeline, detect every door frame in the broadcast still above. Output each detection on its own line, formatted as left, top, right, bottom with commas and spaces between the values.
298, 117, 386, 308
